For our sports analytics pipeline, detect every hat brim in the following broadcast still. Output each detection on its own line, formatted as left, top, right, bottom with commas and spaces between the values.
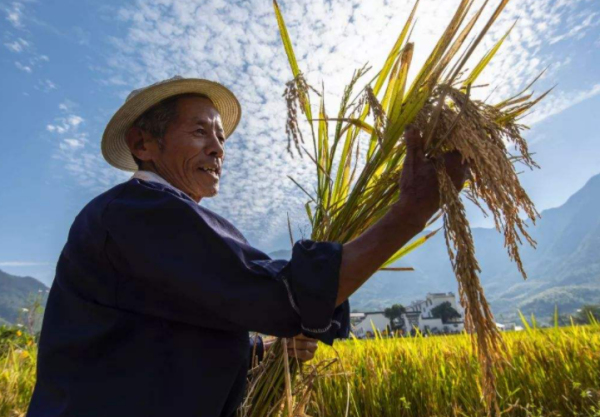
102, 78, 242, 172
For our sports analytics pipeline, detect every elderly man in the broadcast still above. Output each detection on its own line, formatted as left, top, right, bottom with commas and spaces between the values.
27, 77, 466, 417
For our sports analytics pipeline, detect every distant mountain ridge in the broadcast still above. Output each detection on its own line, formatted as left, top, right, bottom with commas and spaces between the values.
0, 269, 48, 325
269, 173, 600, 320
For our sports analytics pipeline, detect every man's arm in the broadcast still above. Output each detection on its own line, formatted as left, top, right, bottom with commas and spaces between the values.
337, 126, 467, 305
337, 200, 429, 305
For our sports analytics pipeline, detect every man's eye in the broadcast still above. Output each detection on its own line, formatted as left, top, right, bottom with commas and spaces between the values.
195, 128, 206, 135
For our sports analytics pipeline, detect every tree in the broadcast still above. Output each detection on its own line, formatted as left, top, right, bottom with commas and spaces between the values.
384, 304, 406, 331
557, 313, 574, 327
574, 304, 600, 325
431, 301, 461, 324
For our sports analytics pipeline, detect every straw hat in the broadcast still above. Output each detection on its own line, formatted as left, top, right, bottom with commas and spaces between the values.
102, 76, 242, 172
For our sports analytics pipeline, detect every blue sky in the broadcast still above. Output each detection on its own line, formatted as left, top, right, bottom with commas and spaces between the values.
0, 0, 599, 286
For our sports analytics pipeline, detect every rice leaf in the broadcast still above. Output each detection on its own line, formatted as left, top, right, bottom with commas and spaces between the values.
273, 0, 313, 121
462, 21, 516, 88
389, 43, 414, 122
447, 0, 511, 82
371, 0, 420, 98
382, 229, 441, 268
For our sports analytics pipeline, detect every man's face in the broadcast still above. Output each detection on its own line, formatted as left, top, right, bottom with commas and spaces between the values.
150, 96, 226, 202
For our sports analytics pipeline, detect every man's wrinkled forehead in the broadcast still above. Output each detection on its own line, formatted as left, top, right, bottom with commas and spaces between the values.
177, 96, 223, 126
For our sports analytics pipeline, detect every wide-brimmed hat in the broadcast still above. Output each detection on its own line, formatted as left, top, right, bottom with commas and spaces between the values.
102, 76, 242, 172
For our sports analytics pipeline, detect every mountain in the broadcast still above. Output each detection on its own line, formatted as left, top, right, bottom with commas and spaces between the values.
0, 269, 49, 325
270, 173, 600, 320
486, 173, 600, 318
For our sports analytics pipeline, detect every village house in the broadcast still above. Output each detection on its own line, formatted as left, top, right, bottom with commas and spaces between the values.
351, 292, 465, 337
403, 292, 465, 334
350, 312, 389, 338
496, 322, 523, 332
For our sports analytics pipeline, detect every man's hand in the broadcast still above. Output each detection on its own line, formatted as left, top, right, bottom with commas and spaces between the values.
286, 335, 318, 362
397, 125, 469, 225
263, 335, 319, 362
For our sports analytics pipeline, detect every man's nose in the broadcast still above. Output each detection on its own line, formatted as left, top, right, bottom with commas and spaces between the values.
206, 133, 224, 158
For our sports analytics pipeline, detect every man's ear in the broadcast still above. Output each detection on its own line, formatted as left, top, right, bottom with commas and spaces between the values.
125, 126, 155, 164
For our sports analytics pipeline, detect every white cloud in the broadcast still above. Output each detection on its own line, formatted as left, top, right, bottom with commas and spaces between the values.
47, 115, 83, 134
35, 78, 57, 92
60, 138, 85, 150
67, 115, 83, 127
58, 100, 77, 112
0, 261, 50, 267
87, 0, 599, 244
4, 37, 29, 53
549, 11, 599, 45
525, 83, 600, 125
3, 1, 50, 75
15, 61, 32, 73
4, 1, 24, 28
47, 102, 130, 192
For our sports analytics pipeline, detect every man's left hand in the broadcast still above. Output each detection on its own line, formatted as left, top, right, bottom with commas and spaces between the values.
263, 335, 319, 362
287, 335, 318, 362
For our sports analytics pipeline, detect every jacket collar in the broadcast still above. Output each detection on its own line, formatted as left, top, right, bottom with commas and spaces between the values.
131, 170, 195, 203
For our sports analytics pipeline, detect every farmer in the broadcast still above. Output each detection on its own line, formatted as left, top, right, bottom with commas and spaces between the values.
27, 77, 466, 417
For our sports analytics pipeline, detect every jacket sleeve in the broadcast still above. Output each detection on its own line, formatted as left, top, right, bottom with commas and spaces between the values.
102, 180, 349, 345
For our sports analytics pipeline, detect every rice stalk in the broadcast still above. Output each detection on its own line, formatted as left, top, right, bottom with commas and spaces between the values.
242, 0, 549, 415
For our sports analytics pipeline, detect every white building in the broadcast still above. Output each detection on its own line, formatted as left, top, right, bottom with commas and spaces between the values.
351, 292, 466, 337
403, 292, 465, 334
351, 312, 390, 337
496, 322, 523, 332
350, 292, 465, 338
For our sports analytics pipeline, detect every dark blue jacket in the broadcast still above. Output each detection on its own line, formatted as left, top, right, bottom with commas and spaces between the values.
27, 179, 349, 417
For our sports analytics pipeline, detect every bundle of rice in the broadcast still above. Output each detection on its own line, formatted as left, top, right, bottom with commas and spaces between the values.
240, 0, 548, 415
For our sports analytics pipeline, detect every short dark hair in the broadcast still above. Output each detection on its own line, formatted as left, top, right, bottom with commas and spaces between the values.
130, 93, 211, 169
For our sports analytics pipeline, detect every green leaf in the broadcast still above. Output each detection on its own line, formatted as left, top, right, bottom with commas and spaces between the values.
305, 202, 313, 224
273, 0, 313, 121
372, 0, 420, 98
448, 0, 512, 82
317, 96, 330, 208
331, 126, 356, 208
382, 228, 440, 268
462, 21, 516, 88
389, 43, 414, 122
273, 0, 301, 78
518, 310, 532, 333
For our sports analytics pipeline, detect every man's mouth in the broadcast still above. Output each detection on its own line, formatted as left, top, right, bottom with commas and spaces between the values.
198, 166, 220, 180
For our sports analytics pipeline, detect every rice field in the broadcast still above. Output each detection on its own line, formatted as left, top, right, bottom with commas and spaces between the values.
1, 324, 599, 417
309, 324, 600, 417
0, 329, 36, 417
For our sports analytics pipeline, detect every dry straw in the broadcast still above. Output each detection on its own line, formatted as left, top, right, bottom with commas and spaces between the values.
241, 0, 549, 415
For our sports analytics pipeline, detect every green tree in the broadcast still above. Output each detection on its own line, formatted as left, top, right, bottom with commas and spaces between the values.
574, 304, 600, 324
384, 304, 406, 331
557, 313, 574, 327
431, 301, 461, 324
